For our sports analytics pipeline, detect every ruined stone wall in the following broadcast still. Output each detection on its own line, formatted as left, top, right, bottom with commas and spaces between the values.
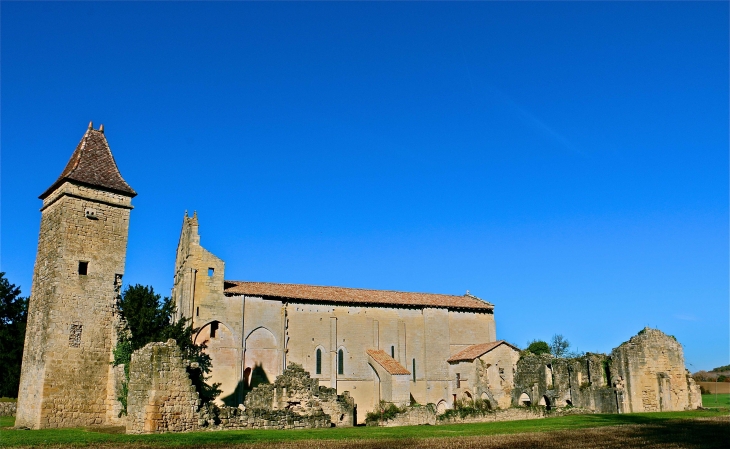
126, 340, 200, 434
16, 182, 132, 429
512, 328, 700, 414
243, 364, 355, 427
611, 328, 701, 412
0, 402, 17, 417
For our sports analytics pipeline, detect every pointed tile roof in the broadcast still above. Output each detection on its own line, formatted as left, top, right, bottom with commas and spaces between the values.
446, 340, 520, 363
40, 123, 136, 199
366, 349, 411, 375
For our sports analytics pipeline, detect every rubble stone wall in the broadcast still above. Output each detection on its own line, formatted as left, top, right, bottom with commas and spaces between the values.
512, 328, 701, 414
611, 328, 702, 412
0, 402, 17, 417
126, 340, 200, 434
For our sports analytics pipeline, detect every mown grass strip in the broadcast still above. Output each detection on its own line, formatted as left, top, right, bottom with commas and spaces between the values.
0, 410, 727, 448
702, 393, 730, 408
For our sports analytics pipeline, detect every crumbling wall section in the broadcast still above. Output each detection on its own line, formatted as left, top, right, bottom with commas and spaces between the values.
0, 402, 17, 417
611, 328, 701, 412
243, 363, 354, 427
513, 328, 700, 414
126, 340, 200, 434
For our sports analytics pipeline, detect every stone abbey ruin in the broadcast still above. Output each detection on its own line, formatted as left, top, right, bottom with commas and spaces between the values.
15, 124, 701, 432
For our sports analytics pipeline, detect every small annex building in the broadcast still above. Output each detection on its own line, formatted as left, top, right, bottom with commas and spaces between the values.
446, 341, 520, 410
171, 212, 514, 423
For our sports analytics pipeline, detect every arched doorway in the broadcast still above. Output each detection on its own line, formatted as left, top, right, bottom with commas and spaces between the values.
518, 392, 532, 406
539, 395, 552, 410
195, 320, 239, 406
244, 327, 278, 390
436, 400, 447, 414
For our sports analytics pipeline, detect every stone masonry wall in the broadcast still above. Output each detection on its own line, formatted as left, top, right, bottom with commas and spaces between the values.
16, 182, 132, 429
127, 340, 200, 434
512, 328, 701, 414
611, 328, 702, 412
243, 363, 355, 427
0, 402, 17, 417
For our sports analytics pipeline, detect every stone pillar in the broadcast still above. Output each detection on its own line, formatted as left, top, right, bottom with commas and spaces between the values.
330, 317, 337, 390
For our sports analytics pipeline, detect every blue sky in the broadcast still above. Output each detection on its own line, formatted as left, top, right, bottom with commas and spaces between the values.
1, 2, 727, 371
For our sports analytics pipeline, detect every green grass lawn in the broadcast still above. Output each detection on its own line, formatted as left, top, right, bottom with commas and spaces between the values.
703, 393, 730, 408
0, 409, 727, 448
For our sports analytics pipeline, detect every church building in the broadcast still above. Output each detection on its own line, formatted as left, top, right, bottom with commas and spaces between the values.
172, 213, 518, 423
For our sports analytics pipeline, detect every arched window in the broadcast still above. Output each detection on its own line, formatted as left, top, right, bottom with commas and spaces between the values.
316, 348, 322, 375
338, 349, 344, 375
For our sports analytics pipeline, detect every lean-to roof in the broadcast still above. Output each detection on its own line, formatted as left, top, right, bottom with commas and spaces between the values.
446, 340, 520, 363
366, 349, 411, 375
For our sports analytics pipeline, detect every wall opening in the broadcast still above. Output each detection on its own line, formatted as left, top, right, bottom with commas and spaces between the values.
208, 267, 215, 276
412, 358, 416, 382
210, 321, 219, 338
338, 349, 344, 375
456, 373, 461, 388
316, 348, 322, 374
196, 306, 199, 317
78, 261, 88, 275
68, 322, 83, 347
391, 346, 395, 358
539, 395, 552, 410
518, 392, 531, 406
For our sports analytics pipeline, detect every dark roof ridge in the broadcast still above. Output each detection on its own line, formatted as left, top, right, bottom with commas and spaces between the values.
40, 123, 136, 199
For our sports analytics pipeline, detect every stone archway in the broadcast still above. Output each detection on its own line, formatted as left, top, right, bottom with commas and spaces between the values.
195, 320, 239, 406
539, 395, 552, 410
244, 327, 279, 390
518, 392, 532, 406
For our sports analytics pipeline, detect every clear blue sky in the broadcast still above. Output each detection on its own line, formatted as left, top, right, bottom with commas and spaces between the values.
2, 2, 727, 371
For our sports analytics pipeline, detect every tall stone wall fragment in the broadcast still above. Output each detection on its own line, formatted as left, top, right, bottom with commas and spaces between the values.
126, 340, 200, 434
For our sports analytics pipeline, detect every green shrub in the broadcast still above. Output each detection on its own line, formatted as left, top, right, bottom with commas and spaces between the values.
438, 398, 492, 421
365, 401, 406, 424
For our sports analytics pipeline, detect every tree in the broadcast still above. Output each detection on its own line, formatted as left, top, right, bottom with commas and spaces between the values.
550, 334, 571, 358
113, 284, 220, 414
0, 273, 28, 397
526, 340, 550, 356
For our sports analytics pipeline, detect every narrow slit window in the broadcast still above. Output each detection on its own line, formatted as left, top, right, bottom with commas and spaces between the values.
196, 307, 199, 317
391, 346, 395, 358
208, 267, 214, 277
316, 348, 322, 374
78, 261, 88, 275
338, 349, 344, 375
210, 321, 218, 338
412, 359, 416, 382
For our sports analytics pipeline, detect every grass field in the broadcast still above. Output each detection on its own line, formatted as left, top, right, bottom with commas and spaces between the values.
702, 393, 730, 408
1, 410, 728, 448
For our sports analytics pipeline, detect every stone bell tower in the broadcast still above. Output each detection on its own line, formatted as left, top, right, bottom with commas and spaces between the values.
16, 123, 136, 429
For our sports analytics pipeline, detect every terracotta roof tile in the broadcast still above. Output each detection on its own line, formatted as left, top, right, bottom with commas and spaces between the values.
40, 124, 136, 199
366, 349, 411, 375
447, 340, 520, 363
224, 280, 493, 311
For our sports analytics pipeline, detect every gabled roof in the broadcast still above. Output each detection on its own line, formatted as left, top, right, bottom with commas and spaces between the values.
447, 340, 520, 363
40, 123, 136, 199
366, 349, 411, 375
224, 280, 494, 311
